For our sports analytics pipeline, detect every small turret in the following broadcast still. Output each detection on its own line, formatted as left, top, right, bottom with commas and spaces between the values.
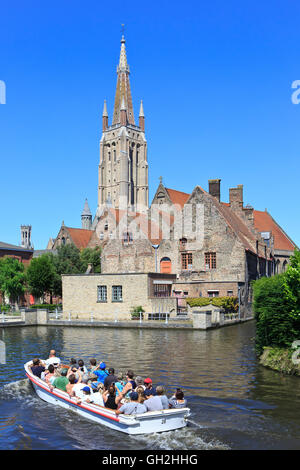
102, 99, 108, 131
81, 199, 92, 230
139, 100, 145, 131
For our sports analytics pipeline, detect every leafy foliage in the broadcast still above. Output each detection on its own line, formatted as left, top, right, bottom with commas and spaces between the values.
80, 246, 101, 273
186, 296, 238, 313
253, 250, 300, 355
30, 303, 62, 311
26, 255, 57, 300
130, 305, 145, 319
0, 257, 26, 303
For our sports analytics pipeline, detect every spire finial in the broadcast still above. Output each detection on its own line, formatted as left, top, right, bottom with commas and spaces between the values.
159, 176, 163, 184
121, 24, 125, 41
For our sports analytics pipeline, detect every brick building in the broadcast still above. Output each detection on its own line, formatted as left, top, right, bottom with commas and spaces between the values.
58, 35, 297, 320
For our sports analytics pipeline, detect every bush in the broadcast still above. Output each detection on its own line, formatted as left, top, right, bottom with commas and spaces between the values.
130, 306, 145, 319
0, 304, 11, 313
30, 304, 62, 311
186, 298, 211, 308
253, 274, 298, 355
186, 296, 238, 313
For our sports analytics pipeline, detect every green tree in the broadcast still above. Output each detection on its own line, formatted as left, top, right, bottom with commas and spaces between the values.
80, 246, 101, 273
0, 257, 26, 307
283, 250, 300, 320
27, 255, 57, 302
253, 274, 298, 354
53, 244, 82, 276
49, 244, 83, 297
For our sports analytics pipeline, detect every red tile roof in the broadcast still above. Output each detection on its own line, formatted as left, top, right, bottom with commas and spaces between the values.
65, 227, 94, 249
253, 210, 297, 252
165, 188, 190, 208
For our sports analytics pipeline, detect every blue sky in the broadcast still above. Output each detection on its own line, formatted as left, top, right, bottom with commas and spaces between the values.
0, 0, 299, 249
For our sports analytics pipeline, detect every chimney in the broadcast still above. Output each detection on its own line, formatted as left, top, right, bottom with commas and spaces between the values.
243, 205, 254, 228
229, 184, 243, 211
208, 179, 221, 202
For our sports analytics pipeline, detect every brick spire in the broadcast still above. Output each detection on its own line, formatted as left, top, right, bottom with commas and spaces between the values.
112, 35, 135, 125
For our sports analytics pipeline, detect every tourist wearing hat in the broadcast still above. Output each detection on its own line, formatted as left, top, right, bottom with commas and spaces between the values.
93, 362, 109, 385
76, 386, 104, 406
115, 391, 147, 415
144, 377, 156, 395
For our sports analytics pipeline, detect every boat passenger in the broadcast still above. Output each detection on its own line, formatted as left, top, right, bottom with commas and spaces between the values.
115, 391, 147, 415
155, 386, 169, 410
88, 358, 98, 374
135, 376, 145, 390
143, 389, 163, 411
69, 358, 77, 368
73, 374, 90, 398
66, 373, 80, 398
77, 359, 88, 375
104, 367, 118, 390
89, 389, 104, 406
30, 358, 46, 378
144, 377, 156, 395
93, 362, 109, 385
44, 364, 56, 385
122, 370, 137, 396
114, 372, 125, 397
49, 368, 69, 392
102, 384, 119, 410
168, 389, 187, 409
78, 386, 104, 406
88, 373, 99, 391
135, 385, 146, 404
45, 350, 61, 368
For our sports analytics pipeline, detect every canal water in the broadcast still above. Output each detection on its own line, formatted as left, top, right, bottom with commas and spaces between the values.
0, 321, 299, 450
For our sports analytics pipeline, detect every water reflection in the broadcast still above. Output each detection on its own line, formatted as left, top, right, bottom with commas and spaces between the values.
0, 322, 299, 449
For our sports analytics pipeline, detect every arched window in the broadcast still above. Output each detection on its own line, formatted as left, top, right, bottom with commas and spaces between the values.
160, 257, 172, 274
282, 260, 288, 272
61, 237, 66, 245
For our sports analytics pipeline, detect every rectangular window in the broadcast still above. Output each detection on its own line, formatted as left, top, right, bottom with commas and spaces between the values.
181, 253, 193, 270
208, 291, 219, 298
112, 285, 122, 302
97, 285, 107, 302
205, 252, 216, 269
227, 290, 233, 297
154, 284, 171, 297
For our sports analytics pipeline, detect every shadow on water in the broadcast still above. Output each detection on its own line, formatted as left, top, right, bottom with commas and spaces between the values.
0, 323, 300, 449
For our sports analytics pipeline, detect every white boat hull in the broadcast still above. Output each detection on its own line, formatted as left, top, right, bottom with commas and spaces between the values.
25, 362, 190, 435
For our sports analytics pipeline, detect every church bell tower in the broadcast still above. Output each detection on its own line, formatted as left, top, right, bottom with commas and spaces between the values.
98, 35, 149, 212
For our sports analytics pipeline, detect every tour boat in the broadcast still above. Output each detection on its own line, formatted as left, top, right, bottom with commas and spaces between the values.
24, 361, 190, 435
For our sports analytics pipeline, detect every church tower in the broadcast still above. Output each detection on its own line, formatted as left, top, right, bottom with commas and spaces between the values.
98, 35, 148, 212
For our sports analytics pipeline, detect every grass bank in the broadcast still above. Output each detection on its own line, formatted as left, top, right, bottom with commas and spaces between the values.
259, 347, 300, 376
